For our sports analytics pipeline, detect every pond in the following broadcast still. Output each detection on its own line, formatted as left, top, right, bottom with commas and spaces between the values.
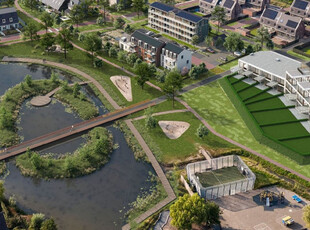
1, 62, 153, 229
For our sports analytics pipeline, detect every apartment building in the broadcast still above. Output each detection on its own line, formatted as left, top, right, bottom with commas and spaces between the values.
199, 0, 242, 20
260, 7, 305, 41
119, 30, 192, 71
290, 0, 310, 23
148, 2, 209, 43
161, 42, 192, 72
0, 7, 19, 32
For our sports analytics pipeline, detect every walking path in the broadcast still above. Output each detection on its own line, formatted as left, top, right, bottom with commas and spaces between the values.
132, 109, 188, 121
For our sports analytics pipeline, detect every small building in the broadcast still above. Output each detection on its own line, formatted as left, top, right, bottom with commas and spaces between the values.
219, 0, 242, 21
199, 0, 220, 15
129, 30, 165, 67
290, 0, 310, 23
148, 2, 209, 43
161, 42, 192, 72
0, 7, 19, 32
260, 7, 305, 41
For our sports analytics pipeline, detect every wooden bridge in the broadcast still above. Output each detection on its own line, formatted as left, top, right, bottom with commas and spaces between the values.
0, 99, 162, 160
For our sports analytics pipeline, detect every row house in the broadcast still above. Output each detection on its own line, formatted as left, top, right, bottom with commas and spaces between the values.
0, 7, 19, 32
148, 2, 209, 43
246, 0, 270, 11
199, 0, 242, 20
290, 0, 310, 23
260, 7, 305, 41
119, 30, 192, 71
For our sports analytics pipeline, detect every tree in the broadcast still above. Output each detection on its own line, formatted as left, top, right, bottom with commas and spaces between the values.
211, 6, 225, 35
31, 152, 43, 170
23, 22, 39, 41
256, 26, 270, 48
99, 0, 109, 23
224, 32, 244, 53
108, 46, 117, 57
245, 44, 254, 55
40, 12, 53, 33
132, 0, 144, 18
40, 219, 57, 230
205, 36, 212, 47
162, 70, 183, 107
114, 17, 125, 29
117, 50, 127, 63
50, 71, 59, 84
0, 181, 4, 201
0, 107, 13, 129
72, 82, 81, 97
24, 74, 33, 86
145, 108, 157, 129
29, 213, 45, 230
197, 124, 209, 138
124, 24, 133, 34
69, 5, 84, 28
84, 33, 102, 61
24, 0, 38, 10
303, 205, 310, 228
266, 39, 274, 50
192, 35, 199, 45
96, 16, 104, 25
134, 62, 155, 89
170, 194, 221, 230
254, 43, 261, 52
40, 33, 55, 53
189, 63, 207, 80
57, 26, 73, 59
126, 53, 138, 66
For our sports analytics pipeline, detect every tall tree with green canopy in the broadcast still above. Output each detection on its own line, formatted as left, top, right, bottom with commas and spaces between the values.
162, 70, 183, 107
256, 26, 270, 48
134, 62, 156, 89
99, 0, 110, 23
69, 5, 84, 28
57, 26, 73, 59
40, 33, 55, 53
224, 32, 244, 53
40, 219, 57, 230
24, 0, 38, 10
170, 194, 221, 229
0, 107, 13, 130
84, 33, 102, 61
23, 22, 39, 41
132, 0, 144, 18
211, 6, 225, 35
40, 12, 53, 33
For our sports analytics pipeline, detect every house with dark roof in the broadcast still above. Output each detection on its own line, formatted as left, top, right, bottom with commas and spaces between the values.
148, 2, 209, 43
199, 0, 241, 21
245, 0, 270, 12
260, 7, 305, 41
290, 0, 310, 22
161, 42, 192, 72
0, 7, 19, 32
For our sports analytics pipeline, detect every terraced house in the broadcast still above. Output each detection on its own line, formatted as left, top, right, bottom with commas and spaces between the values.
290, 0, 310, 23
148, 2, 209, 43
0, 7, 19, 32
260, 7, 305, 41
199, 0, 242, 20
242, 0, 270, 16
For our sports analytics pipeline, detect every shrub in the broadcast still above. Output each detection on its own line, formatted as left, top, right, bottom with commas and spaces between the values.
196, 124, 209, 138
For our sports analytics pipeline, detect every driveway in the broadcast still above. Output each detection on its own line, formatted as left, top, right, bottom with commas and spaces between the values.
192, 50, 230, 68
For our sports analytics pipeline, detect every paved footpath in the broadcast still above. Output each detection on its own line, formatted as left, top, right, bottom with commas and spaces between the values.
132, 109, 188, 121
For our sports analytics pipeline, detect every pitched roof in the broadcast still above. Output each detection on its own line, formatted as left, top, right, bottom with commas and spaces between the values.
41, 0, 67, 10
131, 30, 165, 48
0, 213, 8, 230
261, 8, 279, 20
164, 42, 184, 54
292, 0, 309, 10
0, 7, 19, 26
150, 2, 203, 23
223, 0, 235, 9
277, 13, 301, 29
286, 19, 298, 28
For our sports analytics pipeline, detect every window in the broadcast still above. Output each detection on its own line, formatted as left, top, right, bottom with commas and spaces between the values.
2, 19, 5, 23
9, 17, 13, 22
186, 60, 189, 64
181, 55, 183, 59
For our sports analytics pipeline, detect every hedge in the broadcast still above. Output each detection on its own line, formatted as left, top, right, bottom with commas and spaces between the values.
219, 77, 310, 164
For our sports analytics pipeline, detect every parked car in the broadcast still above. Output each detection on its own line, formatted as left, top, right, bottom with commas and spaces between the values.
206, 47, 215, 53
234, 51, 242, 57
220, 57, 227, 62
282, 216, 294, 226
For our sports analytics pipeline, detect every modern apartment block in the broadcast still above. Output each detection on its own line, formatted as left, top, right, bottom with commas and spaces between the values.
199, 0, 242, 20
0, 7, 19, 32
290, 0, 310, 23
238, 51, 310, 111
119, 29, 192, 71
260, 7, 305, 41
148, 2, 209, 43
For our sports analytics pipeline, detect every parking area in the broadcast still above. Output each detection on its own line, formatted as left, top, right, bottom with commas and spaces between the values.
192, 50, 230, 69
217, 186, 307, 230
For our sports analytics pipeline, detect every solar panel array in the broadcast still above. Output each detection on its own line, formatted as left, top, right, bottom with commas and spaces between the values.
286, 19, 298, 28
293, 0, 308, 10
262, 8, 278, 20
223, 0, 234, 9
176, 11, 202, 22
150, 2, 174, 12
203, 0, 213, 3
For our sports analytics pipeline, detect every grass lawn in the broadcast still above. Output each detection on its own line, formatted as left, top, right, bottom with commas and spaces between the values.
17, 10, 42, 29
133, 111, 234, 164
287, 50, 310, 62
196, 166, 245, 187
250, 28, 258, 37
161, 34, 198, 50
226, 21, 238, 27
78, 22, 113, 32
262, 123, 309, 140
180, 80, 310, 178
0, 41, 162, 109
219, 59, 238, 71
131, 14, 147, 21
302, 47, 310, 55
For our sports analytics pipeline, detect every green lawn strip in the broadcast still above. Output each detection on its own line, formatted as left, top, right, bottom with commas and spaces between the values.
251, 109, 298, 124
17, 10, 42, 28
18, 1, 42, 21
131, 15, 147, 21
16, 127, 113, 178
237, 83, 259, 95
1, 41, 162, 107
161, 34, 198, 50
302, 47, 310, 55
246, 97, 284, 110
287, 50, 310, 62
228, 76, 246, 84
260, 119, 308, 127
181, 80, 310, 176
231, 80, 251, 91
262, 122, 309, 140
250, 105, 295, 113
132, 112, 233, 164
282, 137, 310, 154
245, 93, 283, 105
242, 88, 271, 102
78, 22, 113, 32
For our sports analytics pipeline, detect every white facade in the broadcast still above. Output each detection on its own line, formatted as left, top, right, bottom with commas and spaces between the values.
161, 48, 192, 72
0, 23, 18, 31
119, 37, 135, 53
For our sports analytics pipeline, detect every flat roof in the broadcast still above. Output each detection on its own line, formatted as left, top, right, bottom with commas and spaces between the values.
239, 51, 301, 79
298, 81, 310, 90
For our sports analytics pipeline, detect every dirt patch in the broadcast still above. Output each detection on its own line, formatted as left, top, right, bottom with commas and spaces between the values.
110, 76, 132, 101
158, 121, 190, 139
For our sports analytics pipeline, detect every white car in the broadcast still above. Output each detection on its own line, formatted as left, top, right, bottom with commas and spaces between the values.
234, 51, 242, 57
